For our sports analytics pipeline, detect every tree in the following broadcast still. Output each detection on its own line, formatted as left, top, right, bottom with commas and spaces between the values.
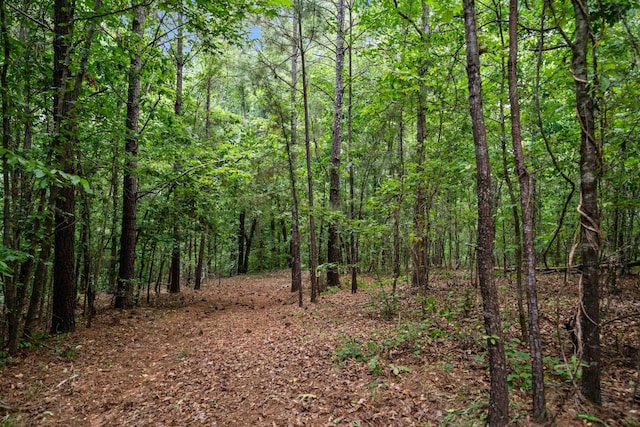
571, 0, 601, 404
169, 8, 185, 294
288, 6, 302, 298
507, 0, 546, 419
50, 0, 98, 333
300, 6, 319, 302
327, 0, 346, 288
462, 0, 509, 423
115, 4, 146, 309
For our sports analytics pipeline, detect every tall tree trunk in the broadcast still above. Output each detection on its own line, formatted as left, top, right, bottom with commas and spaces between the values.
327, 0, 346, 287
288, 6, 302, 297
411, 2, 430, 292
412, 87, 428, 290
572, 0, 602, 404
24, 192, 53, 339
169, 9, 184, 294
108, 132, 120, 293
392, 108, 404, 292
79, 187, 92, 318
1, 0, 19, 352
508, 0, 546, 419
298, 11, 319, 301
115, 5, 145, 309
51, 0, 76, 334
346, 3, 357, 294
493, 0, 527, 342
50, 0, 100, 334
462, 0, 509, 423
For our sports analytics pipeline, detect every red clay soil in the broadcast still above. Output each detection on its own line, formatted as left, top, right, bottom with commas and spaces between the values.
1, 270, 639, 426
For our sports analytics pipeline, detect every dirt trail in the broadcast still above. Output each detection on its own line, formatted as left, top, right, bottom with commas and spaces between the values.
2, 272, 433, 426
2, 270, 638, 426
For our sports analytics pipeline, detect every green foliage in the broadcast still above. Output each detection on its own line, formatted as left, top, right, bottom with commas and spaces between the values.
324, 286, 340, 295
503, 337, 588, 391
335, 321, 427, 377
544, 355, 587, 381
577, 412, 609, 426
366, 288, 399, 320
504, 339, 532, 391
0, 351, 15, 368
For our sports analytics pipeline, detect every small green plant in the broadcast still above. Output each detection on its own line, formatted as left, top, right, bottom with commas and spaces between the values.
325, 286, 340, 295
176, 347, 190, 361
366, 287, 398, 320
544, 355, 587, 381
367, 355, 383, 376
504, 339, 533, 391
0, 351, 14, 367
388, 363, 410, 377
577, 412, 608, 426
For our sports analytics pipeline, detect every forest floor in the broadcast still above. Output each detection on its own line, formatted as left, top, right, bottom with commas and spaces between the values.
1, 269, 640, 426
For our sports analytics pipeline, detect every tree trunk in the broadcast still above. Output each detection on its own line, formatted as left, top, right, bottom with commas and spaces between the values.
462, 0, 509, 423
495, 12, 526, 340
327, 0, 346, 288
412, 86, 428, 290
572, 0, 602, 404
1, 0, 19, 352
346, 3, 357, 294
237, 211, 246, 274
169, 225, 181, 293
24, 192, 53, 339
392, 108, 404, 292
194, 233, 205, 290
51, 0, 80, 334
411, 2, 430, 292
508, 0, 546, 419
297, 8, 318, 302
288, 7, 302, 298
79, 187, 92, 318
243, 217, 257, 273
115, 5, 145, 309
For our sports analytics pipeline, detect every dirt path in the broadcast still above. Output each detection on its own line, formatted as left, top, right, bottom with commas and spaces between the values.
2, 272, 442, 426
2, 270, 638, 426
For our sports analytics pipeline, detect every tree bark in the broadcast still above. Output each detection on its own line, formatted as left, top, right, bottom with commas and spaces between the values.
412, 86, 428, 290
347, 4, 357, 294
115, 5, 145, 309
169, 225, 181, 293
508, 0, 546, 419
194, 233, 205, 290
392, 108, 404, 292
462, 0, 509, 423
327, 0, 346, 287
169, 8, 184, 294
288, 7, 302, 297
410, 2, 430, 292
243, 217, 257, 273
237, 211, 246, 274
50, 0, 84, 334
572, 0, 602, 404
297, 8, 319, 302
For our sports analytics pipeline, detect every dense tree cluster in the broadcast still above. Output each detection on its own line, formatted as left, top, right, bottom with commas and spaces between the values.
1, 0, 638, 421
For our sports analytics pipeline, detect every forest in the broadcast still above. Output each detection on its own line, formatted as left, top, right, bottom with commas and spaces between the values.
0, 0, 639, 425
